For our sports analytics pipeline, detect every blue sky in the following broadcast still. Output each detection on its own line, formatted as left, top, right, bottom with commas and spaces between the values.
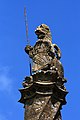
0, 0, 80, 120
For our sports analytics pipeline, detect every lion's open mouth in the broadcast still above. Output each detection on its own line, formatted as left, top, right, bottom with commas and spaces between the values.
35, 30, 45, 39
35, 30, 43, 35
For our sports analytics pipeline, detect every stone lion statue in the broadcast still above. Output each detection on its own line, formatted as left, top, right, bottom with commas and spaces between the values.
19, 24, 68, 120
25, 24, 64, 78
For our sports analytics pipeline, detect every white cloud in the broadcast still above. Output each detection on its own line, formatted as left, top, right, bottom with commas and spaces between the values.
0, 75, 12, 92
0, 66, 12, 93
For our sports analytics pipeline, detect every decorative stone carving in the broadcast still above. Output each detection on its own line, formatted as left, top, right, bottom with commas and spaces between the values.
19, 24, 68, 120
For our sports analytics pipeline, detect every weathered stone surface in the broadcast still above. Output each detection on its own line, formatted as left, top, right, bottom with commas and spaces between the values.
19, 24, 68, 120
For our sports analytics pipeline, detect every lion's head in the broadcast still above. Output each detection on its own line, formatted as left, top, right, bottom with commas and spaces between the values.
35, 24, 52, 41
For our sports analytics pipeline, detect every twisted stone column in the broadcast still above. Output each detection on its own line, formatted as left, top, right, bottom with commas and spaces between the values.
24, 96, 62, 120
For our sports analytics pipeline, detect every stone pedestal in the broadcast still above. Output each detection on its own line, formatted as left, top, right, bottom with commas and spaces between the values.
19, 71, 68, 120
